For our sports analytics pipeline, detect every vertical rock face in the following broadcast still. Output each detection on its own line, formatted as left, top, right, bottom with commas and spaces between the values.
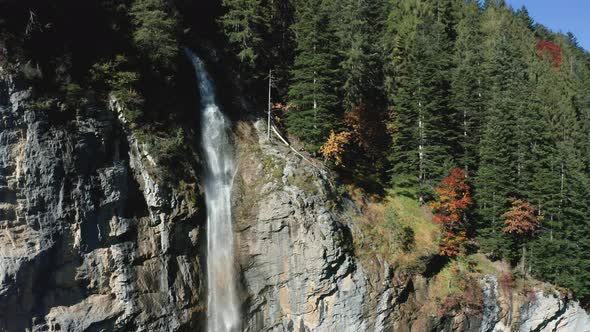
0, 71, 205, 331
233, 121, 400, 332
517, 291, 590, 332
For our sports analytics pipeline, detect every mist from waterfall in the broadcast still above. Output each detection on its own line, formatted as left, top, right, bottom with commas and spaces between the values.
185, 49, 240, 332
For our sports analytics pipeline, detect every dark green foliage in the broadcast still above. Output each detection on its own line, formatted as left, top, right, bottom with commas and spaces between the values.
130, 0, 178, 68
219, 0, 295, 98
451, 0, 484, 174
386, 0, 456, 200
90, 55, 143, 124
286, 0, 339, 151
219, 0, 267, 67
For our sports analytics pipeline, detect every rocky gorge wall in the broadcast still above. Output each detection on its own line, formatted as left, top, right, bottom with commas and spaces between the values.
0, 69, 205, 331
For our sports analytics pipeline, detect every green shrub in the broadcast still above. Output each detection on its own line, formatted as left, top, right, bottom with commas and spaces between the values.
385, 206, 416, 253
61, 83, 89, 111
91, 55, 143, 124
27, 97, 57, 111
130, 0, 178, 68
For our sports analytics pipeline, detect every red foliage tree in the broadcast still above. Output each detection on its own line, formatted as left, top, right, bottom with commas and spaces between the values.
431, 168, 473, 256
536, 40, 562, 68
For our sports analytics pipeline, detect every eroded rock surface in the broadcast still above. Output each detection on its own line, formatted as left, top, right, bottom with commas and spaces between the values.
0, 71, 205, 331
234, 121, 406, 332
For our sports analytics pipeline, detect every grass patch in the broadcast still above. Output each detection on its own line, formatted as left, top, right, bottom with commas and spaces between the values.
287, 173, 317, 194
429, 257, 483, 317
351, 186, 439, 274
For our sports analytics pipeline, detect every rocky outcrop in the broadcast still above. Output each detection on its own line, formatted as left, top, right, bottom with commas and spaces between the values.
233, 121, 397, 331
517, 291, 590, 332
475, 275, 590, 332
0, 70, 205, 331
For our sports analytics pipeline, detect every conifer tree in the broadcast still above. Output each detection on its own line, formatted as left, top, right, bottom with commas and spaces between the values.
286, 0, 339, 151
219, 0, 267, 67
451, 0, 483, 174
475, 4, 534, 257
386, 0, 456, 200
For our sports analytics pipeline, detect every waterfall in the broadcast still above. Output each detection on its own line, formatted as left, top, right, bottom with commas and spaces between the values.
480, 275, 501, 332
185, 49, 241, 332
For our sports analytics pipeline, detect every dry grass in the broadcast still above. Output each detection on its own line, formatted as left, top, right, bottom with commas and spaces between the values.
349, 186, 439, 274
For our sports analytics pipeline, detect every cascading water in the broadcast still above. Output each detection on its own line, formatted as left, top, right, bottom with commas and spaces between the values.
480, 275, 501, 332
185, 49, 241, 332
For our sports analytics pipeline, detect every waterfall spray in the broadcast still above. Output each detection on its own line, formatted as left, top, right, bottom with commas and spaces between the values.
185, 49, 240, 332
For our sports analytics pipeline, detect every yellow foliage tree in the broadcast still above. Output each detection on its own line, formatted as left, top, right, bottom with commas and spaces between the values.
320, 130, 352, 166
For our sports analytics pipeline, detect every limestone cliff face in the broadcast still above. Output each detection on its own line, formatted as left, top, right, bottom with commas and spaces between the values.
479, 275, 590, 332
233, 121, 393, 331
0, 70, 205, 331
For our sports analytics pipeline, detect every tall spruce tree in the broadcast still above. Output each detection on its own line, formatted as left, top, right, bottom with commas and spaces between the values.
331, 0, 390, 176
286, 0, 339, 151
451, 0, 483, 175
386, 0, 456, 200
219, 0, 268, 67
475, 3, 534, 258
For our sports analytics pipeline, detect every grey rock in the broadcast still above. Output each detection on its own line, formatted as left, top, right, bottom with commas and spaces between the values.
0, 71, 205, 332
234, 121, 393, 332
518, 291, 590, 332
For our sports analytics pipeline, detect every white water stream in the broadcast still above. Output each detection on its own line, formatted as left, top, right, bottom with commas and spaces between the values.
185, 49, 240, 332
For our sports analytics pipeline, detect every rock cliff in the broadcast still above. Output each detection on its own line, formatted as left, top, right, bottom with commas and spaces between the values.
0, 69, 205, 331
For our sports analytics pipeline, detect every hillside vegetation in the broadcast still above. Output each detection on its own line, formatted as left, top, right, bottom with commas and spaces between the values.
219, 0, 590, 304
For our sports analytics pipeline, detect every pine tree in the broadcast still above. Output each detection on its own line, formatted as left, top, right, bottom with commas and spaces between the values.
130, 0, 178, 68
219, 0, 267, 67
325, 0, 390, 179
386, 0, 456, 200
451, 0, 483, 175
286, 0, 339, 151
475, 4, 536, 257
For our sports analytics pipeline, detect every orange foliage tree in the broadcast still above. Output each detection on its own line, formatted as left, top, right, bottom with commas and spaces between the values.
343, 103, 387, 158
320, 104, 388, 168
431, 168, 473, 256
320, 130, 353, 166
502, 198, 542, 236
502, 198, 542, 272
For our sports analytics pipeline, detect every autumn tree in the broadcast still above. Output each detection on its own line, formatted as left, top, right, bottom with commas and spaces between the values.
431, 168, 473, 256
320, 130, 352, 166
502, 198, 542, 274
